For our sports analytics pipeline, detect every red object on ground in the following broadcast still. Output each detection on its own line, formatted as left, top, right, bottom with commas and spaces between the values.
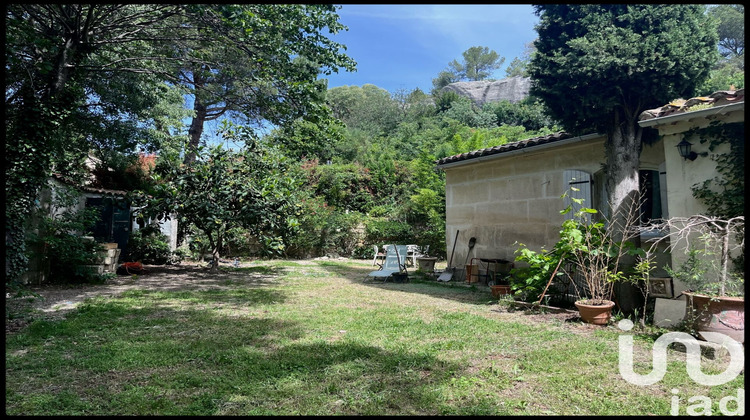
120, 262, 144, 274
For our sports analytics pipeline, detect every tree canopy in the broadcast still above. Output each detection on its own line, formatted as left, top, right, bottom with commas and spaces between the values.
528, 4, 718, 242
431, 46, 505, 91
4, 4, 355, 284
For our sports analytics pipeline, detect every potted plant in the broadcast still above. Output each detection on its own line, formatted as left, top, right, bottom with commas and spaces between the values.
646, 215, 744, 343
512, 190, 645, 324
562, 186, 655, 325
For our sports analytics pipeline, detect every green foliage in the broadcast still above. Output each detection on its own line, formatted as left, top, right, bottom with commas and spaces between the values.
433, 46, 505, 90
510, 245, 561, 302
4, 4, 355, 284
126, 227, 173, 265
483, 98, 560, 132
284, 196, 365, 258
137, 124, 302, 269
326, 84, 401, 137
442, 97, 497, 128
529, 4, 718, 135
699, 61, 745, 93
707, 4, 744, 58
690, 122, 744, 220
303, 161, 376, 213
665, 247, 743, 298
512, 189, 646, 304
267, 114, 346, 162
25, 185, 108, 284
504, 57, 527, 78
365, 219, 413, 244
184, 230, 213, 261
505, 41, 536, 78
432, 90, 461, 112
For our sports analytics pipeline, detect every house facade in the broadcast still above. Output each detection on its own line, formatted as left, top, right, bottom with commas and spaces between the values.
435, 89, 744, 302
22, 154, 179, 284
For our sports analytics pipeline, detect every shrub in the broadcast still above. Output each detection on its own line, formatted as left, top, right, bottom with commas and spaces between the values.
365, 218, 412, 243
126, 227, 172, 264
284, 196, 366, 258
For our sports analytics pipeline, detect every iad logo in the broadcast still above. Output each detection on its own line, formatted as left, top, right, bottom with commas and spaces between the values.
617, 319, 744, 386
617, 319, 745, 416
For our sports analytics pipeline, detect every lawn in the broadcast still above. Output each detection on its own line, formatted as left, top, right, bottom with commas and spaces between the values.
5, 259, 744, 415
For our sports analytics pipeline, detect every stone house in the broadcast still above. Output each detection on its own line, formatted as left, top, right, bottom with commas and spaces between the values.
23, 153, 178, 284
435, 89, 744, 305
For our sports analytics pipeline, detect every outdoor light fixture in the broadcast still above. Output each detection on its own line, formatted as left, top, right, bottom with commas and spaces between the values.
676, 139, 699, 161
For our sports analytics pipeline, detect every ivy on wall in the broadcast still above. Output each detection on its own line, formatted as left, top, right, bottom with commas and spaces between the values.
688, 120, 744, 272
688, 121, 744, 219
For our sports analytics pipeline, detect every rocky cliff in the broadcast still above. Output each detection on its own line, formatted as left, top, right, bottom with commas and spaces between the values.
442, 76, 531, 106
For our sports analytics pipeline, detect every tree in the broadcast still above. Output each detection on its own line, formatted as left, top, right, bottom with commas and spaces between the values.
266, 113, 346, 162
505, 42, 536, 78
528, 4, 718, 240
431, 70, 462, 93
442, 96, 497, 128
325, 84, 401, 137
700, 4, 744, 92
431, 46, 505, 90
709, 4, 744, 59
176, 5, 356, 164
5, 4, 190, 284
483, 97, 559, 131
138, 124, 301, 272
5, 4, 355, 284
456, 46, 505, 81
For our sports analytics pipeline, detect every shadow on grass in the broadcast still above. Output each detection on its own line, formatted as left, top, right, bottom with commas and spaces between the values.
5, 295, 494, 416
316, 262, 494, 306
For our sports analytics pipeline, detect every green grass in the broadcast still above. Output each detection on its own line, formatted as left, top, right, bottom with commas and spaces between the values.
5, 260, 744, 415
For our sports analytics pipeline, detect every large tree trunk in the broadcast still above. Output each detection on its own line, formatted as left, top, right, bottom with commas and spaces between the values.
184, 99, 207, 165
604, 114, 644, 313
604, 115, 643, 243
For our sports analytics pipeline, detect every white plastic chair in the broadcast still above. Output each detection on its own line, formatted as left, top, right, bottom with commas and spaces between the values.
366, 245, 407, 282
372, 245, 386, 266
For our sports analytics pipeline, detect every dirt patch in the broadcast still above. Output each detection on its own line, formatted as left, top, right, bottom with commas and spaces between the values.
5, 262, 275, 333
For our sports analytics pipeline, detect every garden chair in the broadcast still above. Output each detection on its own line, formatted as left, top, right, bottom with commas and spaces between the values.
366, 245, 408, 282
372, 244, 390, 266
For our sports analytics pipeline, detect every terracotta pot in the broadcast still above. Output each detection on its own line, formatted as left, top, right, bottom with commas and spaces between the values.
684, 292, 744, 344
490, 284, 511, 298
575, 300, 615, 325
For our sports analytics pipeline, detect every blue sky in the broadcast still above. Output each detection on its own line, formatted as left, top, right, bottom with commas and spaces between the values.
321, 4, 540, 94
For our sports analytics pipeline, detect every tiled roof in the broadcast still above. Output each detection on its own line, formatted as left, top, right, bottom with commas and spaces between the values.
436, 87, 745, 167
638, 88, 744, 121
435, 131, 577, 166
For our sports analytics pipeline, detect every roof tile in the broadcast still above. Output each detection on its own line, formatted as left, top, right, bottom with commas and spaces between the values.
435, 131, 574, 166
638, 88, 744, 121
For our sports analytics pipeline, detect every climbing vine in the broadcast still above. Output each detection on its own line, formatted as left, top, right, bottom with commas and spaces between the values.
688, 121, 744, 271
688, 121, 744, 219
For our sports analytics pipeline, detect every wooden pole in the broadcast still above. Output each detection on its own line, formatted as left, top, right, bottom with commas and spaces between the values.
537, 256, 565, 305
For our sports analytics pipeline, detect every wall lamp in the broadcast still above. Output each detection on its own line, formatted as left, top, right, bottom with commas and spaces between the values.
676, 139, 706, 161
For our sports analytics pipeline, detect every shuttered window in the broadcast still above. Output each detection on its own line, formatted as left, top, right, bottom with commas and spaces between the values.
658, 162, 668, 220
639, 166, 668, 224
563, 169, 592, 222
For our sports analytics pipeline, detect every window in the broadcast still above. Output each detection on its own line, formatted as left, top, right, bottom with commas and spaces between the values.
639, 166, 668, 224
563, 169, 592, 222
